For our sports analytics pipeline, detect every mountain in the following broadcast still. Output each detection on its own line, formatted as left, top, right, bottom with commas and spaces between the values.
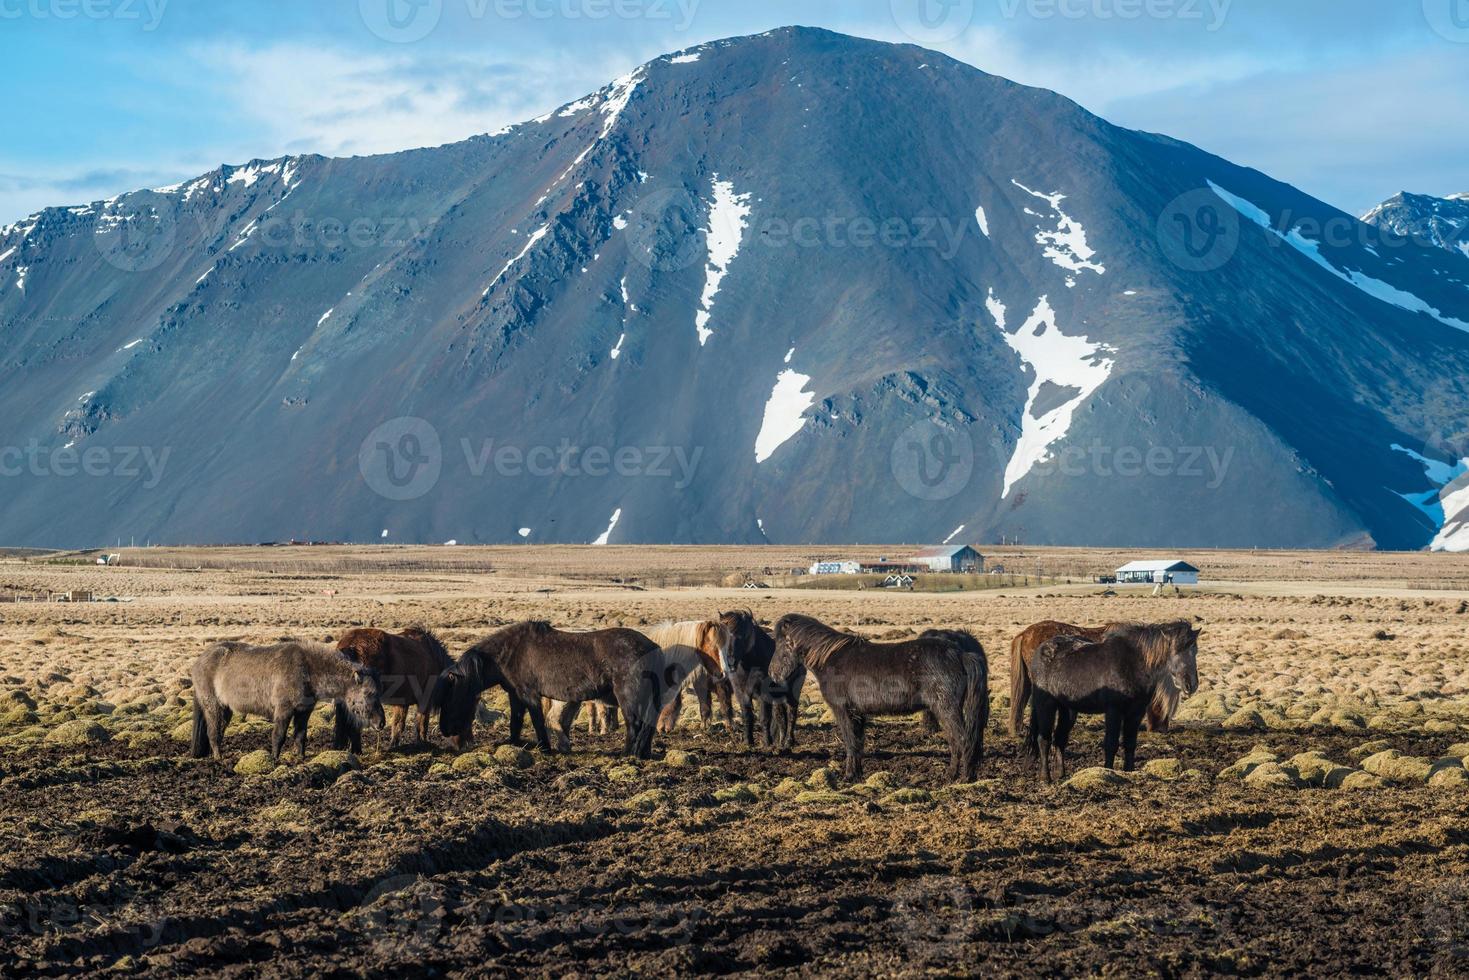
3, 27, 1469, 550
1362, 191, 1469, 260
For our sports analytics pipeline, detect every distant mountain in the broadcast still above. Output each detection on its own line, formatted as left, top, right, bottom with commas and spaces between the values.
3, 27, 1469, 550
1362, 191, 1469, 260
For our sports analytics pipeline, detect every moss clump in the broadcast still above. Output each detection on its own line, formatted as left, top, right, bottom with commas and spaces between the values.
0, 708, 40, 729
1329, 709, 1368, 730
234, 750, 278, 776
1141, 758, 1185, 780
1223, 708, 1265, 732
662, 749, 698, 768
1289, 752, 1343, 787
451, 752, 493, 773
772, 777, 805, 798
1428, 766, 1469, 788
1348, 739, 1391, 760
713, 784, 759, 804
882, 788, 933, 805
1422, 719, 1460, 734
1218, 750, 1278, 781
1, 690, 37, 710
1443, 742, 1469, 759
606, 764, 640, 782
45, 720, 111, 746
1361, 750, 1433, 784
258, 803, 309, 827
123, 730, 163, 750
493, 745, 534, 769
863, 771, 898, 791
308, 751, 361, 779
426, 763, 453, 778
806, 767, 840, 790
1243, 762, 1301, 790
1064, 767, 1127, 790
1338, 770, 1389, 791
794, 790, 855, 806
628, 789, 673, 811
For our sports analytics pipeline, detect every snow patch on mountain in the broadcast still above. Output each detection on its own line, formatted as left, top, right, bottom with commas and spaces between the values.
943, 525, 966, 544
1011, 180, 1104, 279
1391, 444, 1469, 543
995, 293, 1116, 497
484, 224, 550, 297
592, 508, 622, 545
1210, 182, 1469, 334
1433, 481, 1469, 552
0, 246, 16, 264
974, 205, 989, 237
15, 266, 27, 291
695, 176, 752, 346
755, 357, 815, 464
670, 52, 701, 64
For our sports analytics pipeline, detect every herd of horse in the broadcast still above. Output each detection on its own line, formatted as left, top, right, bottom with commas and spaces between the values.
188, 612, 1202, 783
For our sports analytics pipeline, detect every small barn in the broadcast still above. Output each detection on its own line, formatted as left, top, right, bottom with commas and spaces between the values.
909, 545, 985, 574
1116, 560, 1200, 585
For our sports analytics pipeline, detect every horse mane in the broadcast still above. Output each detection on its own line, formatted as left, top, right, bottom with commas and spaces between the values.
777, 614, 860, 671
402, 625, 452, 668
295, 639, 362, 683
645, 621, 708, 650
337, 628, 390, 665
1106, 621, 1193, 672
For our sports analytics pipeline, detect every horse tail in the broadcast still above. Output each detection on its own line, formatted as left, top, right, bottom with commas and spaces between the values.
1008, 631, 1031, 737
960, 649, 988, 780
189, 699, 211, 758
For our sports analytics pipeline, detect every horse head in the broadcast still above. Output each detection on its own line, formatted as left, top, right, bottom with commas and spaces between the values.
1167, 622, 1202, 696
346, 666, 387, 730
435, 647, 491, 746
699, 620, 732, 680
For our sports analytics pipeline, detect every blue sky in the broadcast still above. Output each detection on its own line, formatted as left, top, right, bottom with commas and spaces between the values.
2, 0, 1465, 224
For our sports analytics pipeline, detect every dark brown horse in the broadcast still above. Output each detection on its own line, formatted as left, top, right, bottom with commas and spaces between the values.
1009, 621, 1181, 738
1028, 622, 1201, 779
720, 609, 802, 752
334, 626, 453, 751
772, 615, 986, 783
434, 621, 665, 759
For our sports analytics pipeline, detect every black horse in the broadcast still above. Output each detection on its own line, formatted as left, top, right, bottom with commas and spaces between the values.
1028, 621, 1201, 779
718, 609, 803, 752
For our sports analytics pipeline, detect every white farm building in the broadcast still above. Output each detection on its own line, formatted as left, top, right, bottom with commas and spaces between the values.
809, 560, 862, 575
1115, 560, 1200, 585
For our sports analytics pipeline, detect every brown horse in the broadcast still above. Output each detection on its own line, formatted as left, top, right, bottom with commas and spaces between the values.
772, 615, 987, 783
435, 621, 666, 758
334, 626, 452, 751
1009, 621, 1181, 738
1028, 622, 1201, 779
190, 640, 385, 761
547, 620, 731, 750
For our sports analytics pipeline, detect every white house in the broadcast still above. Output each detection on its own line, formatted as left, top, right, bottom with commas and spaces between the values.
909, 545, 985, 573
809, 560, 862, 575
1116, 560, 1200, 585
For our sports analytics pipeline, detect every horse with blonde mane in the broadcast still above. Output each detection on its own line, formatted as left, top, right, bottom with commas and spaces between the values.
544, 619, 731, 751
1008, 621, 1182, 741
1028, 621, 1201, 780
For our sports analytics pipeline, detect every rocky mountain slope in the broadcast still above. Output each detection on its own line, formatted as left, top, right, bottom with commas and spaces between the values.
3, 28, 1468, 549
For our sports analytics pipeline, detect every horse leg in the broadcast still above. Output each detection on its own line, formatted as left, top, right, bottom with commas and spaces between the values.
1103, 707, 1123, 770
657, 691, 681, 734
936, 702, 964, 783
605, 703, 621, 733
388, 705, 409, 750
1121, 710, 1143, 772
1053, 709, 1077, 781
205, 704, 229, 761
555, 700, 581, 752
1034, 695, 1056, 782
696, 674, 714, 731
507, 697, 526, 746
270, 708, 291, 761
293, 709, 311, 759
525, 698, 554, 753
828, 704, 860, 782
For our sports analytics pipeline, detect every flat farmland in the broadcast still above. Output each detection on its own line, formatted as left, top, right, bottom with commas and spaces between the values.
2, 546, 1469, 976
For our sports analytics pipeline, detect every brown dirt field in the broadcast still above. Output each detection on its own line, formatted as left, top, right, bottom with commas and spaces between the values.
3, 547, 1469, 976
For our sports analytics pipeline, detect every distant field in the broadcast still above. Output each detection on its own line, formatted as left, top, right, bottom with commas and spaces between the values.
2, 546, 1468, 974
